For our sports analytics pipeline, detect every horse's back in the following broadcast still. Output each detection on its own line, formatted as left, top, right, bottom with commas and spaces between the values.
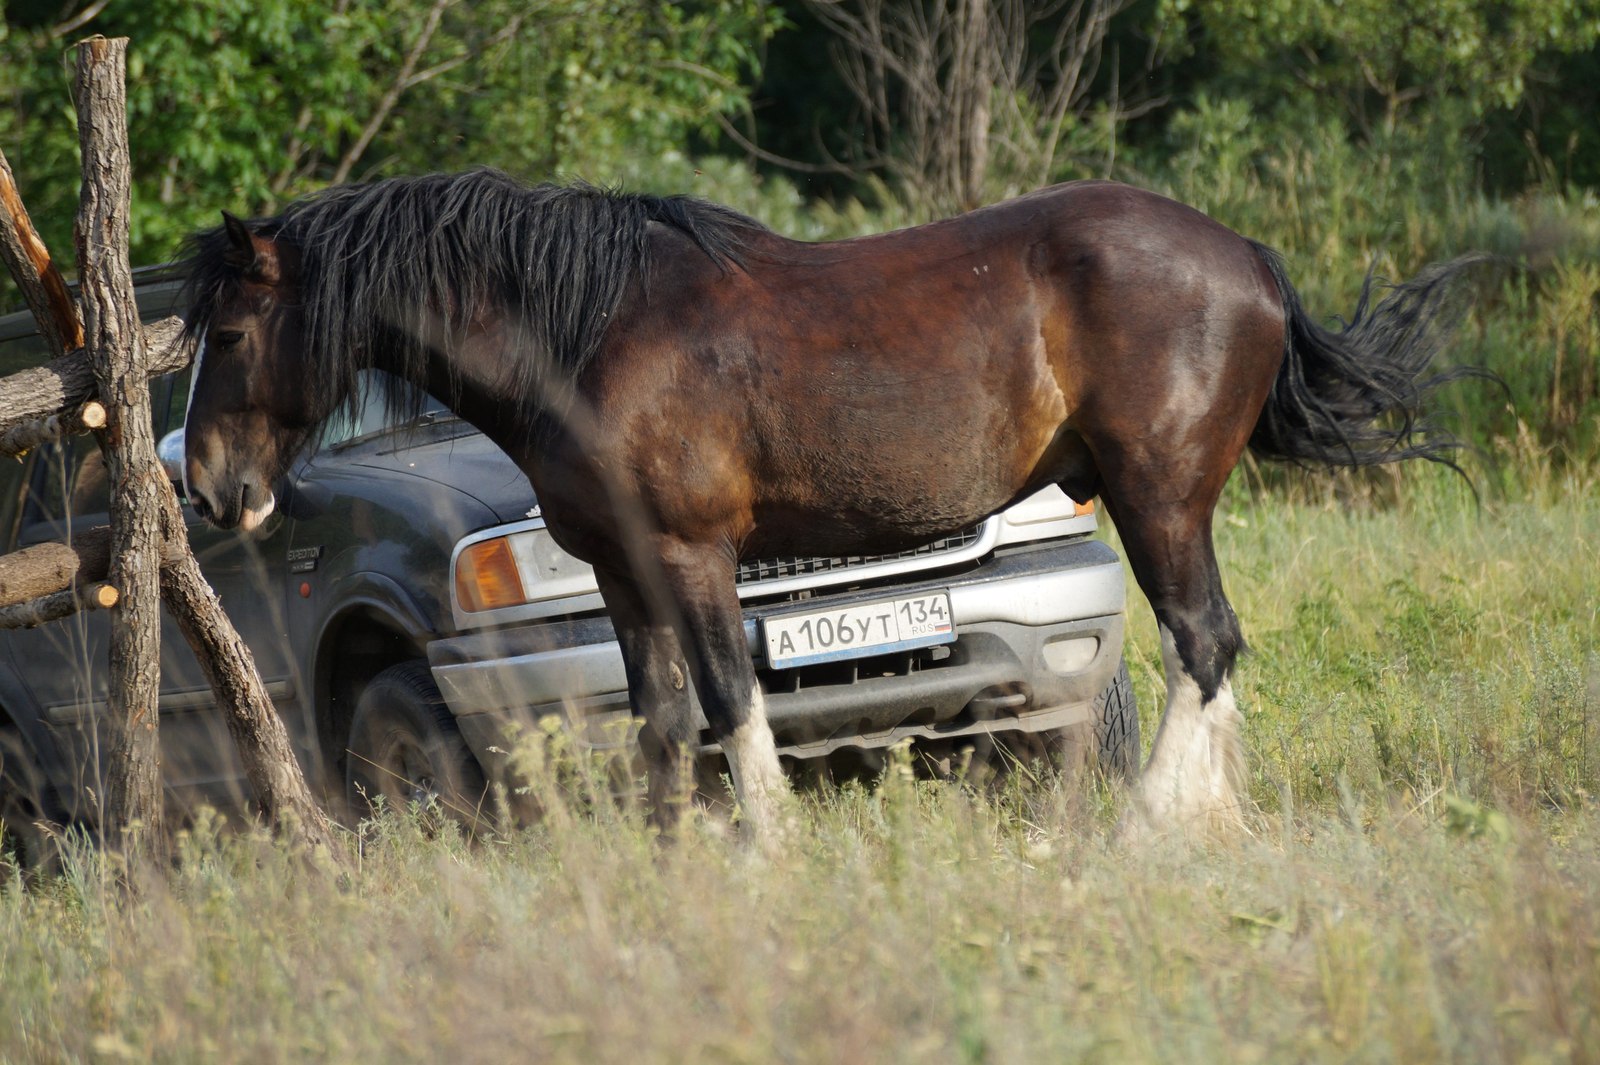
579, 182, 1285, 557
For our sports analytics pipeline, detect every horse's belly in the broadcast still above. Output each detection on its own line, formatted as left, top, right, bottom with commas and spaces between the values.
746, 439, 1040, 558
746, 360, 1071, 554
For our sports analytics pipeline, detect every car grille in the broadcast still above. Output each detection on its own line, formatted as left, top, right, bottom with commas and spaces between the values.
735, 526, 984, 587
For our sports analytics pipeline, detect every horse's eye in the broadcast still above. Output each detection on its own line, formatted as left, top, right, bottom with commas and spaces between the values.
215, 330, 246, 350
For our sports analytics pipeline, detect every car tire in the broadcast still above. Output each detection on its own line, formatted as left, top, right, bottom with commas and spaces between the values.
1, 733, 59, 879
1, 793, 50, 878
1091, 658, 1141, 780
1048, 657, 1141, 781
345, 661, 487, 824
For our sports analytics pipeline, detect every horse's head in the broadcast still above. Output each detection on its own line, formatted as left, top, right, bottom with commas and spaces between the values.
183, 212, 323, 531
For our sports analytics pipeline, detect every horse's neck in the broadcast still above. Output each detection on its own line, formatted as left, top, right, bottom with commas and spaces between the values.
402, 323, 546, 466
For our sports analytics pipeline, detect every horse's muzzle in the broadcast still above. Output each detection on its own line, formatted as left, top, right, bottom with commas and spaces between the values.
187, 473, 275, 532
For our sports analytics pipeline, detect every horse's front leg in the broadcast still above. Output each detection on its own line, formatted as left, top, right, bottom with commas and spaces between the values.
657, 542, 791, 849
594, 568, 697, 837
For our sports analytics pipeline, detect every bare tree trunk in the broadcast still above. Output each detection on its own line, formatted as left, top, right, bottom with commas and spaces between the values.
74, 38, 342, 860
959, 0, 992, 211
805, 0, 1140, 215
74, 36, 167, 862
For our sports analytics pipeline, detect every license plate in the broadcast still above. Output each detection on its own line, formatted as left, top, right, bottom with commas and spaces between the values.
762, 591, 955, 670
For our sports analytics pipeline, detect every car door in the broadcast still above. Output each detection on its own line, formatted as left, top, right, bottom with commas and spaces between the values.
151, 368, 308, 802
4, 369, 301, 815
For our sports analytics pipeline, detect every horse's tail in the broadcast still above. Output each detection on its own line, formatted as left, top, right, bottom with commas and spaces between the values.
1246, 240, 1488, 473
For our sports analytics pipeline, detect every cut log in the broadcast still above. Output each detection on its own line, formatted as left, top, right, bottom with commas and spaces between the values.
0, 581, 118, 630
0, 526, 111, 606
0, 317, 191, 448
0, 524, 186, 609
0, 400, 114, 458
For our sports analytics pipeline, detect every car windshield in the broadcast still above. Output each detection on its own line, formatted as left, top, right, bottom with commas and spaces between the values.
320, 369, 454, 449
155, 364, 452, 451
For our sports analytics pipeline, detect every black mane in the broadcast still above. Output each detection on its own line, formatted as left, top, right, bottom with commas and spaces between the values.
181, 168, 765, 435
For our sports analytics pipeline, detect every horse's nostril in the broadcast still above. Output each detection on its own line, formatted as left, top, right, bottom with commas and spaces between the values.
191, 494, 212, 520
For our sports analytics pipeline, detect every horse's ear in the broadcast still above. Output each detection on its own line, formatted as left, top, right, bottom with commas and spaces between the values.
220, 210, 282, 285
221, 212, 256, 268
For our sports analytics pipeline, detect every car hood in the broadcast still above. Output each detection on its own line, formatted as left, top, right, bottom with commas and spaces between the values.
343, 422, 537, 524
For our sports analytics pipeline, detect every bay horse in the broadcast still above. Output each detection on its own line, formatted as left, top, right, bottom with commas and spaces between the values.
180, 169, 1477, 841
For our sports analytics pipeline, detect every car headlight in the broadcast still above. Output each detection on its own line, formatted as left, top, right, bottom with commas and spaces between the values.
454, 528, 598, 612
993, 485, 1097, 546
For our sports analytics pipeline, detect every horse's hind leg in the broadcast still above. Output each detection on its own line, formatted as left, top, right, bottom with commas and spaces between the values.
1094, 467, 1248, 834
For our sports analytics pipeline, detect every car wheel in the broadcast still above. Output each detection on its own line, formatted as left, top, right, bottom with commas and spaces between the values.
1048, 657, 1141, 781
1, 735, 59, 879
345, 661, 487, 825
1091, 657, 1141, 779
1, 789, 55, 879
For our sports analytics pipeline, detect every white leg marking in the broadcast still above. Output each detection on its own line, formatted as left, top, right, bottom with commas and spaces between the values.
721, 685, 790, 846
1131, 625, 1247, 834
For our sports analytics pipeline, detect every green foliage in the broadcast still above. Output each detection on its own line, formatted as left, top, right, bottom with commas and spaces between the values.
1117, 89, 1600, 464
1443, 793, 1512, 842
0, 0, 777, 270
1158, 0, 1600, 132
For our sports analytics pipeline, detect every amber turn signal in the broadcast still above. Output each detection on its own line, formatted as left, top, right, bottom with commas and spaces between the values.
456, 537, 526, 612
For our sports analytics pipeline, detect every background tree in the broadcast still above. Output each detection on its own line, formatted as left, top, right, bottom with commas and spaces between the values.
1, 0, 1597, 450
1160, 0, 1600, 137
0, 0, 776, 294
795, 0, 1146, 215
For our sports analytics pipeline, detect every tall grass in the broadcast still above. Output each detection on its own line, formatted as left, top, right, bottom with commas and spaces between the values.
1114, 460, 1600, 819
4, 463, 1597, 1062
3, 767, 1597, 1061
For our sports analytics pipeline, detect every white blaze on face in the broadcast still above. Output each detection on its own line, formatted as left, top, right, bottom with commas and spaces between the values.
181, 335, 207, 502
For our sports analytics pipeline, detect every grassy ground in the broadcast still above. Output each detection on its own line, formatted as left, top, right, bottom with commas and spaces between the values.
1126, 456, 1600, 821
3, 460, 1598, 1063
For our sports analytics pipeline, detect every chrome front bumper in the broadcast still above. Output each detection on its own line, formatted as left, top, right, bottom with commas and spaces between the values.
429, 537, 1127, 764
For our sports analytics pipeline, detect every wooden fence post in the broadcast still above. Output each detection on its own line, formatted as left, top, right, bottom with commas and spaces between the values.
0, 37, 342, 866
75, 36, 166, 860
